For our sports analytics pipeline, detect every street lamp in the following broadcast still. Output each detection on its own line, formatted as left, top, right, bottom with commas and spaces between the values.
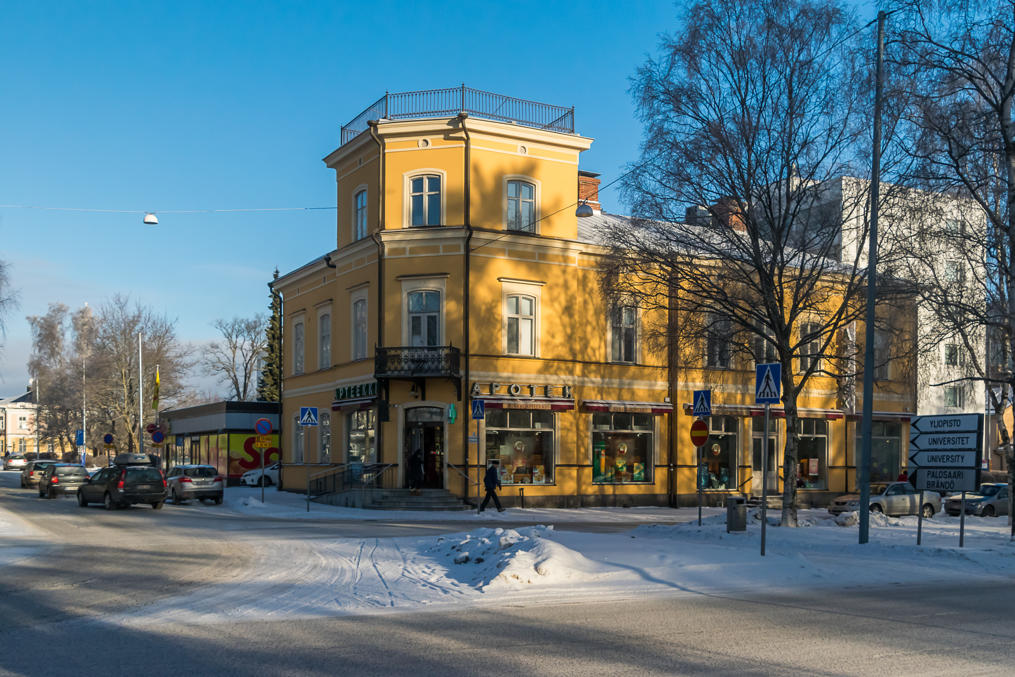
575, 201, 594, 218
143, 212, 158, 225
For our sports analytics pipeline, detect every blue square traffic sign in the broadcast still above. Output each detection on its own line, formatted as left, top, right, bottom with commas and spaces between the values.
471, 399, 485, 420
755, 363, 781, 404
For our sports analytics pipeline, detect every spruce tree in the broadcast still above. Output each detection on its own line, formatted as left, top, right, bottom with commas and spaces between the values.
257, 269, 282, 402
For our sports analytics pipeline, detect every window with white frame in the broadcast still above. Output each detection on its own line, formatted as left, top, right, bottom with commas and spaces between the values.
354, 189, 368, 240
408, 290, 441, 346
944, 343, 963, 366
799, 321, 822, 373
944, 261, 966, 285
320, 412, 331, 463
611, 305, 637, 363
293, 320, 305, 375
506, 295, 536, 356
944, 386, 965, 408
17, 416, 27, 430
506, 180, 536, 232
706, 315, 732, 369
292, 416, 304, 464
318, 312, 331, 370
752, 322, 778, 364
352, 297, 368, 360
409, 175, 441, 226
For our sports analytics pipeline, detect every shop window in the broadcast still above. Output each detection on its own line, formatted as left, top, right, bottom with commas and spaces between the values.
866, 421, 900, 484
408, 290, 441, 346
485, 409, 553, 485
320, 412, 331, 463
352, 298, 368, 360
319, 312, 331, 370
700, 416, 737, 490
706, 314, 732, 369
610, 306, 637, 363
409, 175, 441, 226
293, 320, 305, 375
796, 418, 827, 489
347, 409, 376, 464
506, 294, 536, 356
591, 412, 653, 483
292, 418, 304, 464
506, 180, 536, 232
354, 189, 368, 240
799, 321, 822, 373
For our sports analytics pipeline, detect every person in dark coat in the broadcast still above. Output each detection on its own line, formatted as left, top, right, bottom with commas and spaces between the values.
409, 448, 424, 496
478, 459, 504, 513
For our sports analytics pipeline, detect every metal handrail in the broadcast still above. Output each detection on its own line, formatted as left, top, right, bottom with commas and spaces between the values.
448, 463, 479, 487
340, 85, 575, 146
306, 462, 398, 511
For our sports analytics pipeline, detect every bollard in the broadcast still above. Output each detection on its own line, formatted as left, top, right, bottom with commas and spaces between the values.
519, 487, 525, 509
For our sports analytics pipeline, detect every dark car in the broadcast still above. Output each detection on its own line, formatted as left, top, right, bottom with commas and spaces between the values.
944, 483, 1010, 517
77, 458, 167, 510
38, 464, 90, 498
20, 460, 60, 488
166, 465, 224, 504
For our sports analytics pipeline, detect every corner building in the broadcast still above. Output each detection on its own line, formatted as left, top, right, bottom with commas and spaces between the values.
274, 87, 915, 507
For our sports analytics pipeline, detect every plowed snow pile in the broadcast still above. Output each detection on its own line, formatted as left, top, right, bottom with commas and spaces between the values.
427, 526, 610, 589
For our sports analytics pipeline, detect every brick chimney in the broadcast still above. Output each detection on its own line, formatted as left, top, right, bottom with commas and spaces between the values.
712, 197, 746, 232
578, 170, 601, 214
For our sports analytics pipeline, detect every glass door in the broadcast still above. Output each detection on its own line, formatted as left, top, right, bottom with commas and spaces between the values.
751, 433, 778, 495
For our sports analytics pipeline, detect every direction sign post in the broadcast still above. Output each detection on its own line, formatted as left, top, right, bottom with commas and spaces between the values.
755, 363, 781, 557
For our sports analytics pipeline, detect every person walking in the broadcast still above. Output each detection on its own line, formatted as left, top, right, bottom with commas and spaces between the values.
409, 448, 424, 496
478, 459, 504, 513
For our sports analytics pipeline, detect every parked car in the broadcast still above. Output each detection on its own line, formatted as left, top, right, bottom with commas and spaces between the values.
166, 465, 224, 504
3, 453, 27, 470
77, 456, 167, 510
38, 464, 90, 498
944, 483, 1009, 517
241, 462, 280, 487
20, 460, 60, 488
828, 482, 941, 518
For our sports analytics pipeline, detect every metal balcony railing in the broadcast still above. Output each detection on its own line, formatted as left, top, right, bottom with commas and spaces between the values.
375, 345, 461, 379
340, 85, 575, 145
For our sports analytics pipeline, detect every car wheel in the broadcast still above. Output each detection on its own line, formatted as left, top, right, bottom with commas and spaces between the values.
983, 505, 996, 517
151, 501, 164, 510
172, 488, 182, 504
921, 504, 935, 518
870, 503, 883, 513
104, 492, 116, 511
78, 491, 88, 507
47, 487, 55, 499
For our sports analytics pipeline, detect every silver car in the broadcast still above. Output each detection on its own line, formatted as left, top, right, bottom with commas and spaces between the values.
166, 465, 224, 504
944, 483, 1009, 517
828, 482, 941, 518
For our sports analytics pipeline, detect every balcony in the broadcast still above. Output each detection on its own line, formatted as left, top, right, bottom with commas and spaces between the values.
375, 346, 462, 401
341, 85, 575, 146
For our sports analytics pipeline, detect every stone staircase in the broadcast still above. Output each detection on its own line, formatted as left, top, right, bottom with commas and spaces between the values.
360, 488, 469, 511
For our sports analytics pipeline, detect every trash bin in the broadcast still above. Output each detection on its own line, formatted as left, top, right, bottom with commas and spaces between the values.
726, 495, 747, 532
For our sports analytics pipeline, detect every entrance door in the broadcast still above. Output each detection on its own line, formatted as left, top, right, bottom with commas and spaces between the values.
404, 406, 444, 489
751, 434, 778, 495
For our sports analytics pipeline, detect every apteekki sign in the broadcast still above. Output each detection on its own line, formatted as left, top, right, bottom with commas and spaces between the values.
908, 414, 982, 493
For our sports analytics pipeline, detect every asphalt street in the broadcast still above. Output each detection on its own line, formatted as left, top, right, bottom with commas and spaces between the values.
2, 469, 1014, 676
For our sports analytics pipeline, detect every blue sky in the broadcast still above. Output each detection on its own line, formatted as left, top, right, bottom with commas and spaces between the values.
10, 1, 888, 397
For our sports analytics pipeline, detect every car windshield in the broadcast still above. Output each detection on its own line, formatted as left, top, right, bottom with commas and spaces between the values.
871, 484, 889, 495
56, 466, 88, 476
34, 461, 56, 470
126, 467, 163, 483
978, 484, 1001, 497
184, 467, 217, 478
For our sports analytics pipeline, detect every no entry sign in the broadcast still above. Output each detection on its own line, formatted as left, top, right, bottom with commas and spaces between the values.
690, 419, 709, 447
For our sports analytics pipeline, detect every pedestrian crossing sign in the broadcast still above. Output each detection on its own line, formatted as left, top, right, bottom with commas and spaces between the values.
755, 363, 781, 404
299, 407, 319, 426
692, 390, 712, 417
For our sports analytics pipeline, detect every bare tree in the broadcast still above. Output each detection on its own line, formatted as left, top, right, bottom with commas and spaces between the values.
607, 0, 913, 525
0, 260, 17, 348
885, 0, 1015, 522
203, 316, 266, 401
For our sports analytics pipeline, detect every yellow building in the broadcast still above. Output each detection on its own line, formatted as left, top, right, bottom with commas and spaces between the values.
273, 86, 916, 507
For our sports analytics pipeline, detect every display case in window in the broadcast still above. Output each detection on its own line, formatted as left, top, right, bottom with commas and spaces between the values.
591, 412, 653, 484
485, 409, 554, 485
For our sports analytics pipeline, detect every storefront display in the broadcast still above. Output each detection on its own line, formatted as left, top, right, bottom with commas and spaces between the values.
869, 421, 901, 484
347, 409, 376, 464
485, 409, 554, 485
703, 416, 737, 490
591, 412, 652, 483
797, 418, 827, 489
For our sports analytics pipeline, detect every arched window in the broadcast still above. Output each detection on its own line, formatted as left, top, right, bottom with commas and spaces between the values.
506, 180, 536, 232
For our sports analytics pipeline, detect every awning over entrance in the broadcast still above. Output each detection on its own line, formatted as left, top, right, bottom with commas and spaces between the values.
483, 396, 574, 411
582, 400, 672, 415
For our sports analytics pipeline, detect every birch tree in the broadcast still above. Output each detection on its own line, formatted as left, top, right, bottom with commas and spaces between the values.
203, 316, 266, 401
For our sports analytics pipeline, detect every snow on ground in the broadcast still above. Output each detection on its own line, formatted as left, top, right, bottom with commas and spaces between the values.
103, 504, 1015, 627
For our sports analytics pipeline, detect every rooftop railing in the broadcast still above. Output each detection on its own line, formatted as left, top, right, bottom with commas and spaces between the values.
340, 85, 575, 146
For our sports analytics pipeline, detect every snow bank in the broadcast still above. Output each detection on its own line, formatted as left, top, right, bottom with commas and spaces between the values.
427, 526, 610, 589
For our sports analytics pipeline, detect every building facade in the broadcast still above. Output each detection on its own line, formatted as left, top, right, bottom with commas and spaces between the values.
273, 87, 917, 507
0, 390, 40, 457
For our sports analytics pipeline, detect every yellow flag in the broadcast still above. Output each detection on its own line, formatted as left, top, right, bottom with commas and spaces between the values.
152, 365, 160, 411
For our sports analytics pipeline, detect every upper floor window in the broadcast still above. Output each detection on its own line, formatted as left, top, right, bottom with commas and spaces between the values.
17, 416, 27, 430
506, 180, 536, 232
873, 329, 890, 381
506, 295, 536, 356
611, 305, 637, 363
354, 189, 368, 240
410, 175, 441, 226
944, 385, 965, 408
318, 313, 331, 370
706, 315, 732, 369
353, 298, 368, 361
944, 343, 963, 366
752, 323, 778, 365
293, 320, 305, 375
408, 290, 441, 346
799, 321, 822, 373
944, 261, 966, 285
